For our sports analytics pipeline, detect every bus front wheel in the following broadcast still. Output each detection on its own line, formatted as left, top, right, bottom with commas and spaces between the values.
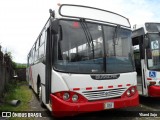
38, 83, 46, 108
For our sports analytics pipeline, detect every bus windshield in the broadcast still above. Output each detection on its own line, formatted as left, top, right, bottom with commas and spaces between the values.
147, 33, 160, 70
53, 20, 134, 74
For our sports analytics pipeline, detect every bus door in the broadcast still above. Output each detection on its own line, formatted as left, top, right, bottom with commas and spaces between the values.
132, 35, 147, 96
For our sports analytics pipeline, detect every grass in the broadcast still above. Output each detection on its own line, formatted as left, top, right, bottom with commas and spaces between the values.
0, 81, 33, 120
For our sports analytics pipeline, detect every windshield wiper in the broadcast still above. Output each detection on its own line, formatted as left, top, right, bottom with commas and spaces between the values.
113, 25, 120, 45
80, 19, 95, 59
112, 25, 120, 56
80, 19, 91, 48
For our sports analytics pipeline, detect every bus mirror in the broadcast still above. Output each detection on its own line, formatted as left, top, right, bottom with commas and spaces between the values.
144, 36, 149, 48
51, 20, 59, 34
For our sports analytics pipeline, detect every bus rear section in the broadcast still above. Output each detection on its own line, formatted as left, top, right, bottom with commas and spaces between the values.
132, 23, 160, 97
27, 4, 139, 117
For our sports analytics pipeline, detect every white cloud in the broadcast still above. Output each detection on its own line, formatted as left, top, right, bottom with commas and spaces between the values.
0, 0, 50, 63
0, 0, 160, 63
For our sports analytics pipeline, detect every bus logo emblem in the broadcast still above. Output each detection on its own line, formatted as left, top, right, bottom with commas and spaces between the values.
104, 91, 109, 96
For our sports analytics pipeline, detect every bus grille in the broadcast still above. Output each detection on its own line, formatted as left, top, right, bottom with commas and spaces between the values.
82, 88, 126, 101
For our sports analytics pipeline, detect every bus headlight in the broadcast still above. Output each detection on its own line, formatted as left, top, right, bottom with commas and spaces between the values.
131, 87, 135, 93
126, 90, 131, 96
63, 93, 70, 100
72, 94, 78, 102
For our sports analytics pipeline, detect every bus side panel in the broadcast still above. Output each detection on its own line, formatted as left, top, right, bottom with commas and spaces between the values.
51, 70, 69, 93
28, 63, 45, 93
26, 67, 31, 86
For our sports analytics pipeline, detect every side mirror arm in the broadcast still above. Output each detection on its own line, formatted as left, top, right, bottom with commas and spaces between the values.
50, 20, 59, 34
144, 35, 149, 48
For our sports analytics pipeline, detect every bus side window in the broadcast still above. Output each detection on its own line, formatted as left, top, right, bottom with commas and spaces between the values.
39, 44, 45, 58
39, 31, 46, 59
35, 39, 40, 61
32, 45, 35, 63
40, 31, 46, 45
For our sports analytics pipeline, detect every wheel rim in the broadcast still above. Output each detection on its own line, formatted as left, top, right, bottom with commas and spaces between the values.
38, 85, 42, 101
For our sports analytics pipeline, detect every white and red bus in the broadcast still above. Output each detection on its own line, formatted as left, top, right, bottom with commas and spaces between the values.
132, 22, 160, 97
26, 4, 139, 117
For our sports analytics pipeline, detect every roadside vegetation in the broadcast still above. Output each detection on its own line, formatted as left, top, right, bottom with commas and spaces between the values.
12, 62, 27, 69
0, 49, 31, 119
0, 81, 33, 120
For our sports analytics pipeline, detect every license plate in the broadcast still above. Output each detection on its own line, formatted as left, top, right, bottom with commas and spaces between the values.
104, 102, 114, 109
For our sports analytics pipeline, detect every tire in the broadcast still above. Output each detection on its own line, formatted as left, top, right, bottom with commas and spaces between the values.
38, 83, 46, 108
28, 85, 32, 89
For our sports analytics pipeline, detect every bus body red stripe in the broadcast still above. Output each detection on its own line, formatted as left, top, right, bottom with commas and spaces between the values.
97, 86, 103, 89
118, 85, 122, 87
73, 88, 80, 91
86, 87, 92, 90
108, 86, 113, 88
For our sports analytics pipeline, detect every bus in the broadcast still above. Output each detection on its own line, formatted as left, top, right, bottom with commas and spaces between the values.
26, 4, 139, 117
132, 22, 160, 97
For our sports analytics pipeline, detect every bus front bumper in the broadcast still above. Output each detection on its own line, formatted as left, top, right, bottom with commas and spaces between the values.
50, 91, 139, 117
148, 86, 160, 97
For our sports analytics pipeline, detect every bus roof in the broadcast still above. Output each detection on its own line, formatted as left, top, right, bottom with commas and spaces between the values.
54, 4, 131, 28
132, 22, 160, 38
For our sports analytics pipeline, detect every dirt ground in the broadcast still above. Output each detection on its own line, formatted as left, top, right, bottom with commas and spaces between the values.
29, 90, 53, 120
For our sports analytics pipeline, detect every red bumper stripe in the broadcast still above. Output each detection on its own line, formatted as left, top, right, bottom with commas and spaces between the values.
72, 84, 131, 91
86, 87, 92, 90
98, 86, 103, 89
73, 88, 80, 91
108, 86, 113, 88
118, 85, 122, 87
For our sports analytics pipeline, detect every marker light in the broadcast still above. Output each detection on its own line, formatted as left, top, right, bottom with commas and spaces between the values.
57, 3, 61, 6
73, 22, 80, 28
147, 78, 152, 80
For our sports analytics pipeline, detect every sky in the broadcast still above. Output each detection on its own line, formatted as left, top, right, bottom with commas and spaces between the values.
0, 0, 160, 63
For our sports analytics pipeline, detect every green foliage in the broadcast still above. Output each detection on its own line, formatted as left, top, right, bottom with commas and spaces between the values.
12, 61, 17, 69
4, 51, 26, 69
0, 81, 33, 120
16, 63, 27, 69
12, 62, 27, 69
